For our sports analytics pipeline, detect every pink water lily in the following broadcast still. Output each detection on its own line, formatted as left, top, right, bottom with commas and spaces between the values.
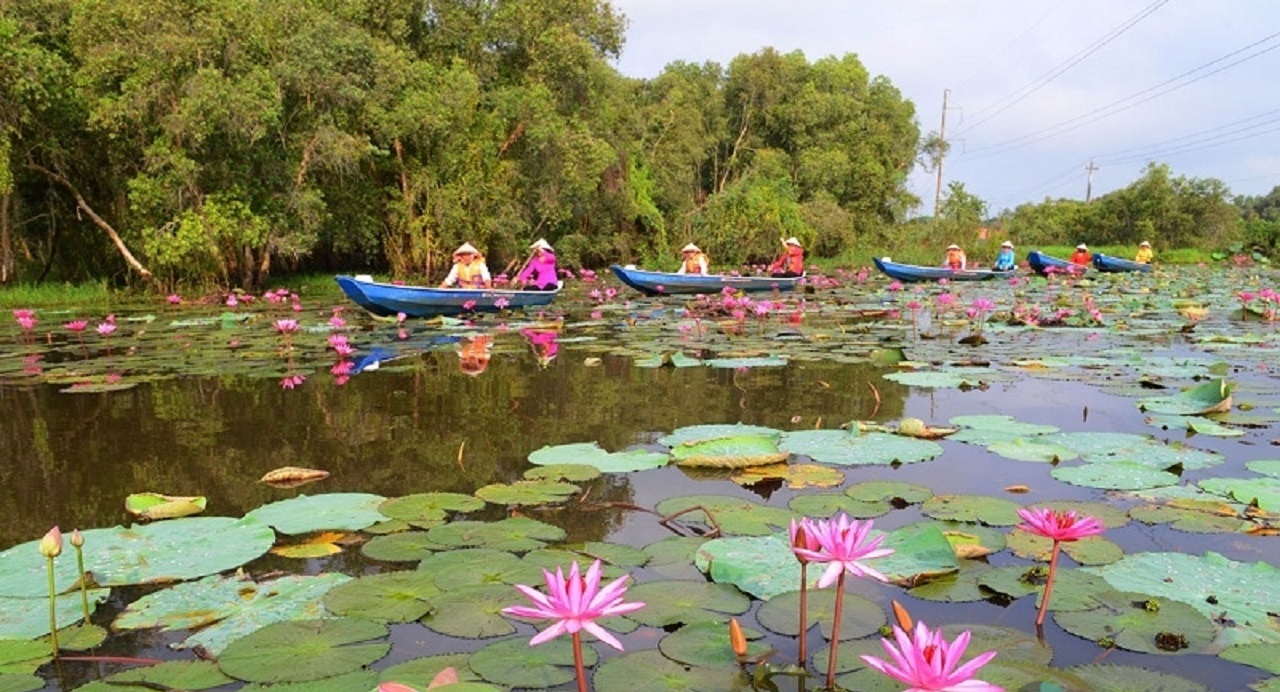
1017, 506, 1104, 627
65, 320, 88, 333
96, 322, 116, 336
791, 513, 893, 587
274, 319, 299, 334
861, 621, 1002, 692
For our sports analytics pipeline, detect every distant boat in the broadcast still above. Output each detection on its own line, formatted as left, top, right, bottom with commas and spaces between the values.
335, 275, 561, 318
1027, 250, 1088, 276
872, 257, 1014, 283
609, 265, 804, 296
1092, 253, 1152, 273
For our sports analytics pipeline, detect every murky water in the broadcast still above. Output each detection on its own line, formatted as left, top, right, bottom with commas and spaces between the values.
3, 269, 1280, 690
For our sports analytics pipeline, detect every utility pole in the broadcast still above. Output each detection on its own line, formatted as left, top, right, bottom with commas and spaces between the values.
933, 88, 950, 221
1085, 159, 1099, 202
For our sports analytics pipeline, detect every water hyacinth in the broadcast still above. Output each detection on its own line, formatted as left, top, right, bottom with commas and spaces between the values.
502, 559, 644, 692
1016, 506, 1104, 627
861, 621, 1002, 692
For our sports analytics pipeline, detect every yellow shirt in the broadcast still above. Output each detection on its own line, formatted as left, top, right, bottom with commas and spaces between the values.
1135, 247, 1154, 264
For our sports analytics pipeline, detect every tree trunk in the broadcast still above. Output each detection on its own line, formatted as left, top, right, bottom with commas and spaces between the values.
27, 162, 154, 281
0, 192, 11, 284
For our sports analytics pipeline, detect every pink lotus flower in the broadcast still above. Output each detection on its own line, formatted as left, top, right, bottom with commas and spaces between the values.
166, 294, 182, 304
96, 323, 116, 336
17, 315, 37, 331
861, 621, 1002, 692
502, 559, 644, 651
12, 309, 35, 320
274, 319, 299, 334
1016, 507, 1104, 542
494, 297, 510, 310
789, 518, 823, 665
329, 315, 346, 329
226, 294, 238, 307
462, 300, 477, 311
790, 513, 893, 587
65, 320, 89, 333
396, 312, 407, 324
39, 526, 63, 558
280, 374, 305, 390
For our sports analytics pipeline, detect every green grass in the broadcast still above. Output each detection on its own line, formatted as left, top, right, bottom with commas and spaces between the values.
0, 280, 118, 309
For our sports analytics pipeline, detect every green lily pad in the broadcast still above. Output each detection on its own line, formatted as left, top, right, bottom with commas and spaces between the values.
426, 517, 566, 551
1137, 379, 1233, 415
907, 560, 994, 603
0, 589, 109, 639
216, 618, 390, 684
920, 494, 1023, 525
379, 493, 485, 527
624, 580, 750, 627
730, 462, 843, 489
592, 649, 749, 692
245, 493, 387, 535
1052, 461, 1181, 490
380, 653, 487, 688
1199, 477, 1280, 511
1007, 530, 1124, 566
1086, 551, 1280, 647
424, 584, 518, 638
95, 661, 233, 690
1038, 431, 1154, 456
0, 640, 50, 675
654, 495, 794, 536
979, 565, 1118, 612
527, 442, 670, 473
124, 493, 208, 520
0, 675, 41, 692
705, 355, 787, 368
1054, 590, 1216, 654
322, 571, 441, 622
755, 588, 885, 640
469, 636, 596, 689
114, 573, 350, 655
523, 464, 602, 482
1220, 643, 1280, 674
780, 430, 943, 466
658, 423, 781, 447
1035, 500, 1131, 529
1128, 501, 1253, 534
417, 548, 535, 590
988, 437, 1078, 462
560, 542, 650, 568
642, 536, 709, 579
239, 669, 379, 692
1146, 414, 1244, 437
658, 621, 770, 666
788, 493, 890, 519
1082, 440, 1223, 471
1065, 663, 1208, 691
0, 517, 276, 598
475, 480, 580, 505
1247, 460, 1280, 479
670, 434, 789, 468
882, 370, 971, 388
361, 530, 445, 562
845, 480, 934, 504
949, 415, 1061, 436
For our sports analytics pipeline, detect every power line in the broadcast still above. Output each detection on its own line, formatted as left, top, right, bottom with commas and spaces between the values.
957, 0, 1167, 138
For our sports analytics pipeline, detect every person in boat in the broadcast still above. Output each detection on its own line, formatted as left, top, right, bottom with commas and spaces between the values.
676, 243, 709, 275
515, 238, 558, 290
521, 327, 559, 368
943, 244, 967, 270
1134, 240, 1154, 264
768, 237, 805, 278
993, 240, 1016, 271
457, 334, 493, 376
1070, 243, 1091, 266
441, 242, 491, 288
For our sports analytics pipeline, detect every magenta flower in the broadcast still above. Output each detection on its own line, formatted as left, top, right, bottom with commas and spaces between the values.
788, 518, 822, 665
329, 315, 346, 329
396, 312, 407, 324
279, 374, 305, 390
462, 300, 477, 311
861, 621, 1002, 692
494, 297, 510, 310
502, 559, 644, 651
888, 281, 904, 292
791, 513, 893, 587
12, 309, 35, 320
65, 320, 89, 333
18, 315, 37, 331
1016, 507, 1104, 542
226, 294, 238, 307
166, 294, 182, 305
274, 319, 299, 334
96, 322, 116, 336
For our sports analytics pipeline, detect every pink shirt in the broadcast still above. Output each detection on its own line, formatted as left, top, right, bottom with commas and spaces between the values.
516, 252, 558, 288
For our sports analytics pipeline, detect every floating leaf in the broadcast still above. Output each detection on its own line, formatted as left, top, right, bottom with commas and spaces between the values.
1065, 663, 1208, 691
1082, 440, 1223, 471
1006, 530, 1124, 566
592, 649, 748, 692
730, 462, 842, 489
379, 492, 484, 528
655, 495, 794, 536
380, 653, 487, 689
1054, 590, 1216, 654
1146, 414, 1244, 437
423, 584, 517, 639
417, 548, 536, 590
270, 531, 348, 559
323, 571, 441, 622
882, 370, 970, 388
948, 415, 1060, 436
658, 621, 770, 666
94, 661, 233, 690
658, 423, 781, 447
0, 640, 50, 675
239, 669, 379, 692
0, 590, 109, 639
474, 480, 579, 505
1219, 643, 1280, 674
987, 437, 1077, 463
670, 434, 789, 468
1052, 461, 1180, 490
216, 618, 390, 684
845, 480, 933, 505
469, 634, 597, 689
259, 467, 330, 488
780, 430, 942, 466
756, 589, 885, 640
426, 517, 566, 552
1138, 379, 1233, 415
361, 531, 444, 562
624, 580, 750, 627
244, 493, 387, 535
526, 442, 670, 473
1199, 477, 1280, 511
788, 493, 889, 519
522, 464, 601, 482
920, 494, 1022, 525
894, 417, 957, 439
124, 493, 208, 520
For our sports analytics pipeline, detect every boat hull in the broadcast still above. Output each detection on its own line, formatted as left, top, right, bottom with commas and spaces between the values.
609, 265, 803, 295
872, 257, 1013, 283
1027, 250, 1087, 276
335, 275, 560, 317
1092, 253, 1152, 273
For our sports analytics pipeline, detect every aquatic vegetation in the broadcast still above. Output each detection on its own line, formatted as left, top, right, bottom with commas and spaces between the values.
1016, 507, 1105, 627
861, 620, 1001, 692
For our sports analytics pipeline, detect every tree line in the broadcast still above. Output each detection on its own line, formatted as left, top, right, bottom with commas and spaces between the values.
1, 0, 1272, 290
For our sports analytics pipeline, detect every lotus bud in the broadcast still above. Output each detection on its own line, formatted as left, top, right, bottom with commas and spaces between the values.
728, 617, 747, 658
70, 529, 84, 548
891, 600, 913, 633
39, 527, 63, 558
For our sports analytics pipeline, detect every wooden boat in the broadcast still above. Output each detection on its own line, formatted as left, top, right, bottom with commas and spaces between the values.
1027, 250, 1087, 276
335, 275, 561, 318
1092, 253, 1152, 273
609, 264, 804, 295
872, 257, 1014, 283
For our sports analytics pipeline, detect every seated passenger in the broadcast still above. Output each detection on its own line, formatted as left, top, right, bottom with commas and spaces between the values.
993, 241, 1016, 271
1070, 244, 1091, 266
1134, 241, 1154, 264
943, 244, 967, 270
515, 238, 559, 290
441, 243, 491, 288
676, 243, 709, 275
768, 237, 805, 278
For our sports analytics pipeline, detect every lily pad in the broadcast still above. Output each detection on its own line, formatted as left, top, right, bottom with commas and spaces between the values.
1137, 379, 1233, 415
0, 590, 109, 639
592, 649, 749, 692
1006, 530, 1124, 565
670, 434, 789, 468
124, 493, 208, 520
244, 493, 387, 535
523, 464, 601, 482
658, 423, 781, 447
1065, 663, 1208, 691
655, 494, 794, 536
949, 414, 1061, 436
527, 442, 670, 473
239, 669, 379, 692
780, 430, 943, 466
845, 480, 934, 504
417, 548, 536, 590
658, 621, 771, 666
426, 517, 566, 551
322, 571, 441, 622
424, 583, 520, 638
755, 588, 885, 640
474, 480, 579, 505
920, 494, 1023, 525
623, 580, 749, 627
788, 493, 889, 519
92, 661, 233, 690
1199, 477, 1280, 512
987, 437, 1078, 462
469, 632, 597, 689
216, 618, 390, 684
378, 493, 485, 527
0, 640, 50, 675
361, 531, 445, 562
380, 653, 486, 688
1052, 461, 1181, 490
1219, 643, 1280, 674
729, 462, 842, 489
1054, 590, 1216, 654
882, 370, 971, 388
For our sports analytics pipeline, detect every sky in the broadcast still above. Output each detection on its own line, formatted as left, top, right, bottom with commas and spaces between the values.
608, 0, 1280, 215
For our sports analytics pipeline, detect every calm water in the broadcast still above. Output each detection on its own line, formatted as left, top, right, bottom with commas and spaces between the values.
2, 272, 1279, 690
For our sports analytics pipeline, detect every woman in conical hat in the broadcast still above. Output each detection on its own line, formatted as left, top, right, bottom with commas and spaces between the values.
441, 242, 491, 288
994, 240, 1016, 271
676, 242, 709, 275
769, 237, 805, 277
516, 238, 559, 290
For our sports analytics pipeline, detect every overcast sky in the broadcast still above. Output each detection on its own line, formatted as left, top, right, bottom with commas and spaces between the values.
609, 0, 1280, 215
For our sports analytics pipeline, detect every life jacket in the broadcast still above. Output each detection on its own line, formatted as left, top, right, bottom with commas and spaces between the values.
945, 248, 966, 269
781, 247, 805, 274
1070, 251, 1090, 266
455, 257, 487, 287
1135, 247, 1153, 264
683, 252, 708, 274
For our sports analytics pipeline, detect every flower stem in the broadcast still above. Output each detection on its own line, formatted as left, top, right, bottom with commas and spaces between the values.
75, 545, 90, 622
798, 563, 808, 666
46, 556, 59, 657
571, 631, 587, 692
1036, 541, 1062, 627
826, 571, 846, 689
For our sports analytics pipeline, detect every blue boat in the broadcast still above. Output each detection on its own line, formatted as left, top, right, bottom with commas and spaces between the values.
1027, 250, 1088, 276
609, 265, 804, 295
872, 257, 1014, 283
335, 275, 561, 318
1092, 253, 1152, 273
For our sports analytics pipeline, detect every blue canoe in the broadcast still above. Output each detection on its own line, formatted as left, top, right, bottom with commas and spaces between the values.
609, 265, 804, 295
1092, 253, 1152, 273
1027, 250, 1088, 276
873, 257, 1014, 283
335, 275, 561, 318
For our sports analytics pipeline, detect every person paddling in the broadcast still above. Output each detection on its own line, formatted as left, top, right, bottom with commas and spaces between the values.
677, 243, 709, 275
1134, 241, 1154, 264
768, 237, 805, 277
515, 238, 559, 290
993, 241, 1016, 271
1070, 244, 1091, 266
943, 244, 967, 270
441, 243, 491, 288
